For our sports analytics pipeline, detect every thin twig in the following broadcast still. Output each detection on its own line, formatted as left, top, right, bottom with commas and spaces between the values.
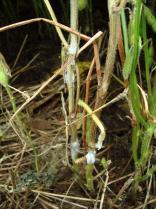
77, 31, 103, 56
61, 92, 70, 166
12, 34, 28, 69
143, 174, 152, 209
0, 18, 90, 41
99, 170, 109, 209
83, 58, 95, 148
32, 189, 101, 203
112, 176, 133, 206
43, 0, 68, 48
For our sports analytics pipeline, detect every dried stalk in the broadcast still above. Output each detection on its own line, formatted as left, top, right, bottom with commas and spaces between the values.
43, 0, 68, 48
95, 0, 120, 115
66, 0, 79, 161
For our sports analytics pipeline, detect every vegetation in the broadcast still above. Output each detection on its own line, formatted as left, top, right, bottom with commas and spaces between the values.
1, 0, 156, 208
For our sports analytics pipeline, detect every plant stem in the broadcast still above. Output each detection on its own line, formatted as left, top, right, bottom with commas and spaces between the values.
66, 0, 79, 161
69, 0, 78, 54
78, 99, 105, 150
43, 0, 68, 48
141, 6, 151, 96
129, 0, 147, 126
121, 10, 129, 55
67, 0, 78, 115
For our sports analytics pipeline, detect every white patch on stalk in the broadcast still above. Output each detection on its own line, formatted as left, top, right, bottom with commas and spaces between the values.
86, 150, 96, 164
71, 140, 80, 160
68, 45, 77, 55
96, 132, 105, 150
64, 69, 75, 84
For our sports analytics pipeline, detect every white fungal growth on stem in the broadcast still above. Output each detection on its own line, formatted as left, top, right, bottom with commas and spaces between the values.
71, 139, 80, 161
86, 150, 96, 164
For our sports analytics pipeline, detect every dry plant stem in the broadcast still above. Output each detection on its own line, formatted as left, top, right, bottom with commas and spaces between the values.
61, 92, 70, 166
94, 185, 103, 209
62, 46, 99, 118
66, 55, 75, 115
89, 41, 103, 140
143, 175, 152, 209
77, 31, 103, 56
12, 34, 28, 69
92, 2, 120, 140
32, 189, 100, 203
8, 85, 30, 99
95, 6, 120, 116
93, 166, 117, 207
85, 58, 96, 108
75, 64, 80, 112
0, 18, 90, 41
60, 179, 76, 208
39, 196, 88, 209
99, 170, 109, 209
9, 119, 25, 145
78, 99, 105, 149
117, 18, 125, 67
43, 0, 68, 48
69, 0, 78, 54
66, 0, 78, 159
110, 177, 134, 209
83, 58, 95, 148
93, 42, 102, 86
14, 143, 27, 173
135, 199, 156, 209
81, 35, 103, 148
30, 194, 40, 209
